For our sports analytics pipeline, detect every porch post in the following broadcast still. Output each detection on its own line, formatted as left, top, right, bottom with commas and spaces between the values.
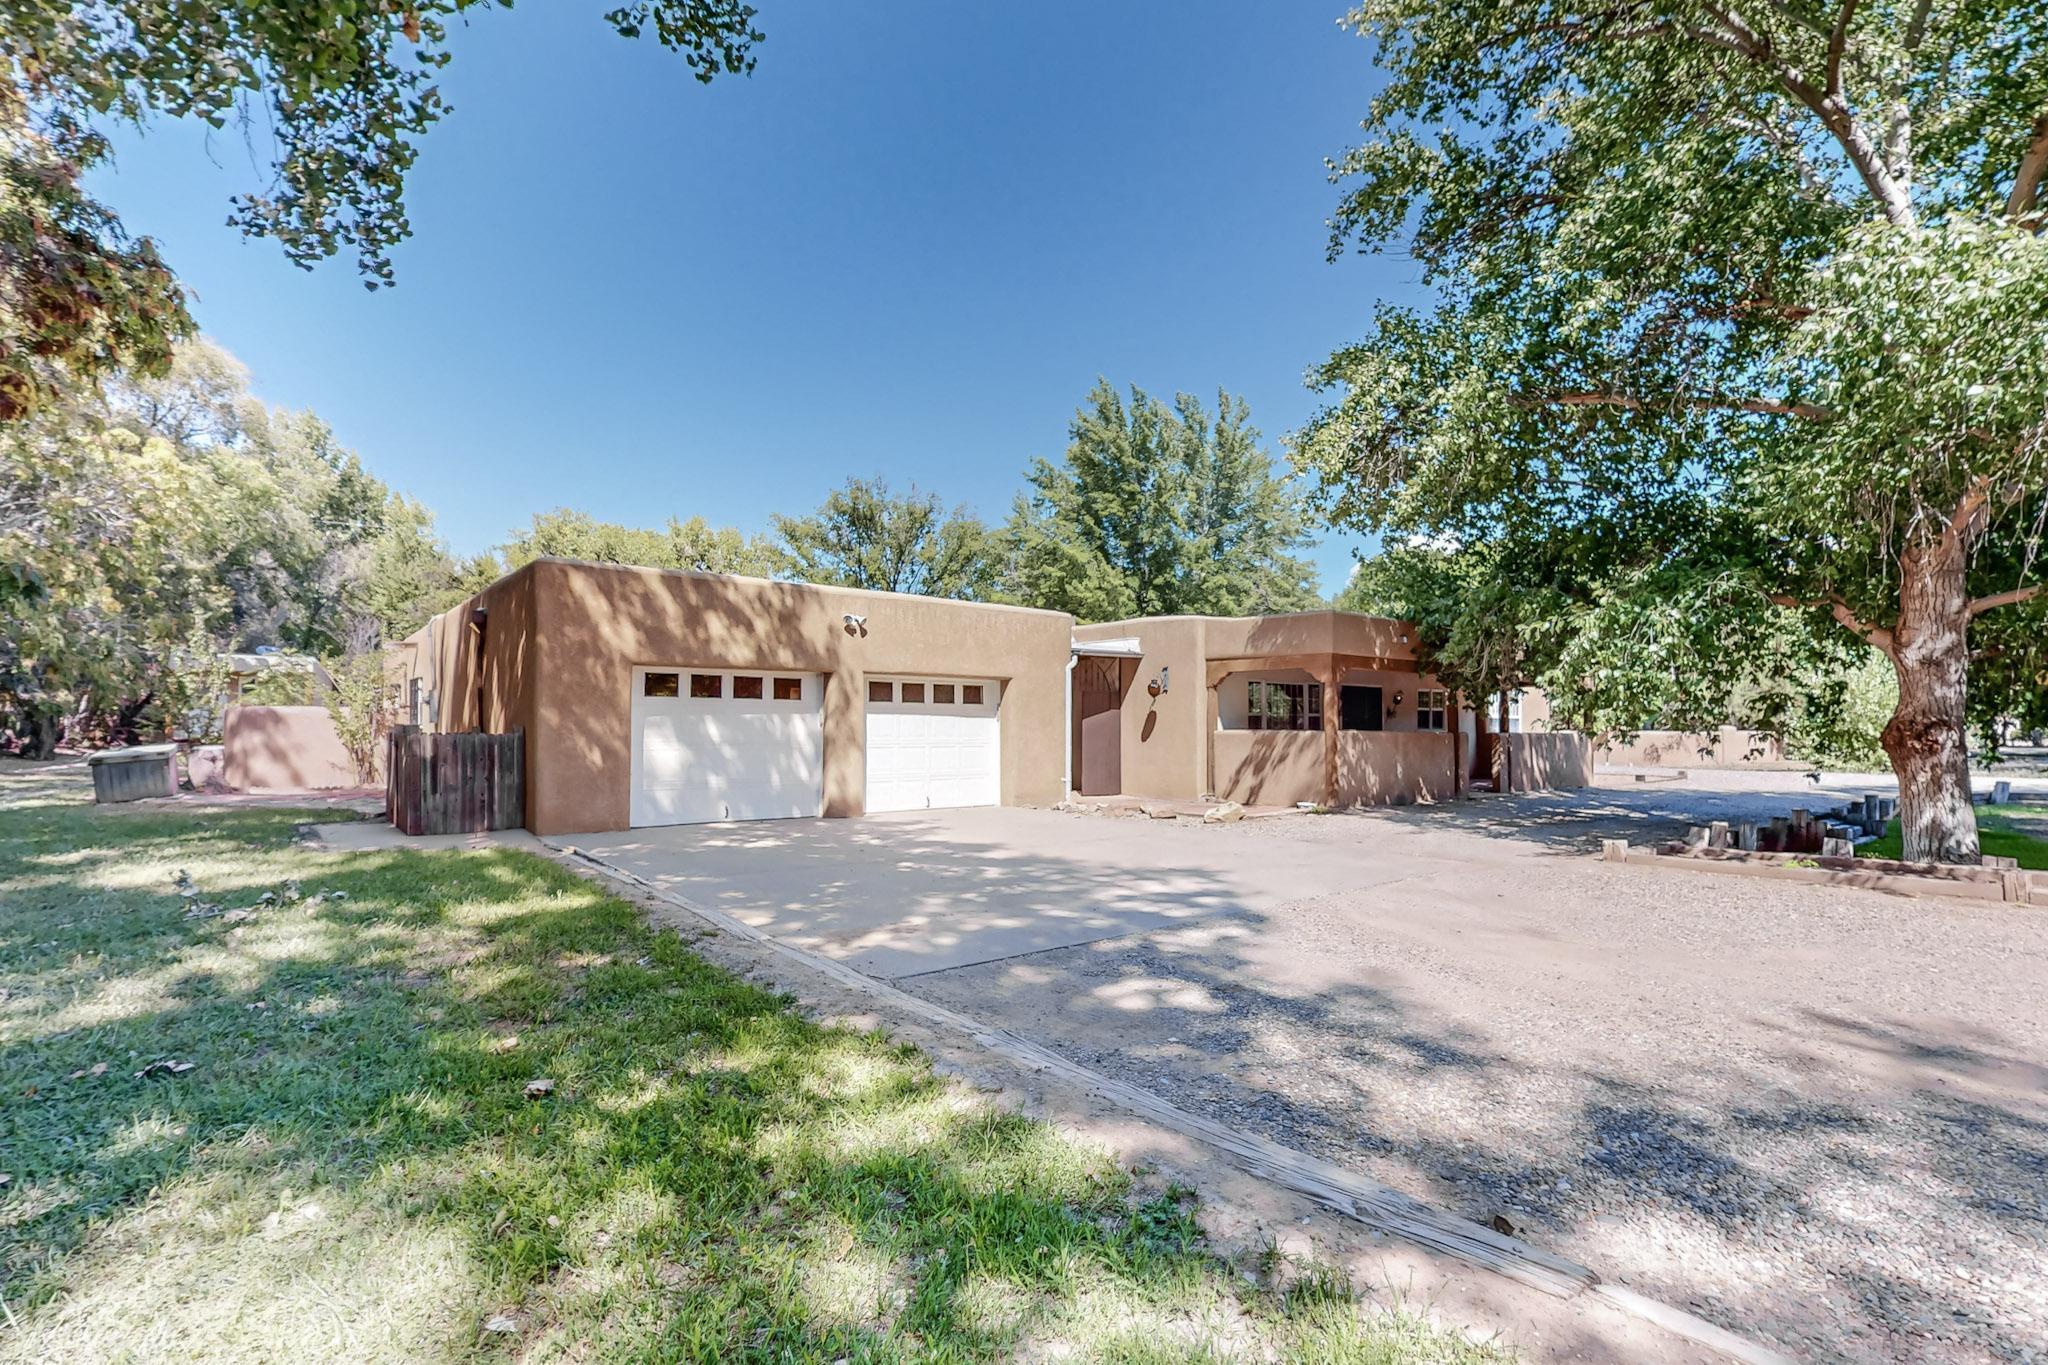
1449, 690, 1463, 798
1317, 660, 1341, 807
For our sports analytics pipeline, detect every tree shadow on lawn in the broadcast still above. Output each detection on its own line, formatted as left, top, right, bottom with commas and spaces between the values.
0, 807, 1488, 1362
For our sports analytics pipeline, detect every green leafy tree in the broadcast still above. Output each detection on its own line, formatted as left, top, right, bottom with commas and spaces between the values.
0, 414, 224, 754
1296, 1, 2048, 862
502, 508, 776, 577
773, 477, 993, 598
322, 652, 398, 785
0, 1, 764, 419
1003, 381, 1318, 621
347, 496, 493, 645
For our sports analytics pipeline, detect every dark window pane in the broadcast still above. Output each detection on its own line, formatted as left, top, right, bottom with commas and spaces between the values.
962, 684, 984, 705
902, 682, 926, 703
774, 677, 803, 701
933, 683, 956, 703
690, 673, 721, 699
733, 675, 763, 699
644, 671, 680, 698
868, 680, 893, 703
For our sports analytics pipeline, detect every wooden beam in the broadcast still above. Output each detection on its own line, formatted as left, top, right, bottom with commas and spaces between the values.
1206, 653, 1423, 688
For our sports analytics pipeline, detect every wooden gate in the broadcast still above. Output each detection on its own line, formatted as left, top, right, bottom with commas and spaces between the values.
386, 726, 525, 836
1074, 656, 1129, 797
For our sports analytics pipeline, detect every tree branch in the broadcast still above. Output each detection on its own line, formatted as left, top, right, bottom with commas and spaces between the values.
2007, 109, 2048, 223
1945, 475, 1995, 544
1823, 0, 1859, 97
1968, 584, 2045, 617
1699, 3, 1916, 225
1507, 390, 1833, 420
1768, 592, 1896, 652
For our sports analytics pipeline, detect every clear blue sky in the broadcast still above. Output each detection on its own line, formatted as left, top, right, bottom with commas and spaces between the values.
89, 1, 1418, 593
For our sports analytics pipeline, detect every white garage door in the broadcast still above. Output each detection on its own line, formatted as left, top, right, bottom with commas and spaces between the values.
865, 677, 1001, 813
630, 667, 823, 827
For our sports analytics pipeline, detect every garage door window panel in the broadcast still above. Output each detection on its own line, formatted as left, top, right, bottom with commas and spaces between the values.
644, 672, 680, 698
690, 674, 722, 699
733, 676, 763, 700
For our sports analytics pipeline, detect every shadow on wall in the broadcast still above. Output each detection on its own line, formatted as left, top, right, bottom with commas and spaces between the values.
1213, 731, 1322, 806
1337, 731, 1456, 806
223, 706, 357, 792
1498, 733, 1594, 793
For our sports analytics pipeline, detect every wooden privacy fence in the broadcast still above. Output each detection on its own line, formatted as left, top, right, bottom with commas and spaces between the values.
386, 726, 524, 836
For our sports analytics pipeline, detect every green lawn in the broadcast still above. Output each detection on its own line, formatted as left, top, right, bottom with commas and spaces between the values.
1859, 810, 2048, 869
0, 778, 1506, 1363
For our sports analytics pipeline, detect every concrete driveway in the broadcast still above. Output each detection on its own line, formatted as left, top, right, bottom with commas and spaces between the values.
565, 786, 2048, 1363
560, 805, 1443, 980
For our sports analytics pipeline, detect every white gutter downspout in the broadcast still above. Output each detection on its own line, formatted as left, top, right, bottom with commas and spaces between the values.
1063, 651, 1079, 800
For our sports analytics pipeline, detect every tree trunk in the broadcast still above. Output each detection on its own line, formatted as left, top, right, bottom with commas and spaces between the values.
22, 709, 60, 760
1880, 538, 1981, 864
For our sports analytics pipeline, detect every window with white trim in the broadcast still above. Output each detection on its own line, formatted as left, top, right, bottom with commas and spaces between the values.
1417, 688, 1449, 731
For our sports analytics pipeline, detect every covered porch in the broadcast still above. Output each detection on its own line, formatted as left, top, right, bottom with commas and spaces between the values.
1205, 650, 1468, 809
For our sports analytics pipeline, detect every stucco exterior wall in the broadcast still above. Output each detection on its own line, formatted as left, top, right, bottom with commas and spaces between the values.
1072, 616, 1210, 800
417, 560, 1069, 835
224, 705, 357, 791
1598, 727, 1789, 769
1073, 610, 1449, 805
1500, 731, 1594, 791
1337, 731, 1458, 806
1213, 730, 1324, 806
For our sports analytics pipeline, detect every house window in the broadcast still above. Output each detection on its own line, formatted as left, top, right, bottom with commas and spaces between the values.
868, 680, 893, 703
933, 683, 956, 703
1418, 688, 1449, 731
902, 682, 926, 703
774, 677, 803, 701
690, 673, 722, 699
409, 677, 423, 723
733, 676, 763, 700
644, 672, 680, 698
1246, 680, 1323, 731
962, 684, 984, 705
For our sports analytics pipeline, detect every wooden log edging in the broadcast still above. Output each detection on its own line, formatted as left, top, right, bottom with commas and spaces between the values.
1601, 840, 2048, 906
547, 838, 1794, 1365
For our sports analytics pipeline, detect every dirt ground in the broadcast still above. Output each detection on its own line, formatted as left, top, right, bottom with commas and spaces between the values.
550, 775, 2048, 1363
898, 799, 2047, 1364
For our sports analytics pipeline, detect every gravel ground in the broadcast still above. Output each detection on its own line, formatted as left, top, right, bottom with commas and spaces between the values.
905, 787, 2048, 1364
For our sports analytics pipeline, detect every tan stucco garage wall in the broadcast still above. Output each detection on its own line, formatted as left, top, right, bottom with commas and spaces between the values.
510, 559, 1070, 835
387, 566, 539, 738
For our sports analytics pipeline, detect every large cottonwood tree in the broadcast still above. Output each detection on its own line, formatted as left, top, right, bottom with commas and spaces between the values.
1297, 0, 2048, 862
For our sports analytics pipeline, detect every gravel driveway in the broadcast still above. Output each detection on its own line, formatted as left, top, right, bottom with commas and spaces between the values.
896, 785, 2048, 1364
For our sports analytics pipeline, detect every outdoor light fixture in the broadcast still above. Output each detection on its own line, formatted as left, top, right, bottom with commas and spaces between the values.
842, 613, 868, 636
1146, 666, 1169, 696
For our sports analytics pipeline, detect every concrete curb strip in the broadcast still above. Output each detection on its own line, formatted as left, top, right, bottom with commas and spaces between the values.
546, 837, 1794, 1365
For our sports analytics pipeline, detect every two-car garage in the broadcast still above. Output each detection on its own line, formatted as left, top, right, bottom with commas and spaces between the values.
629, 667, 1001, 827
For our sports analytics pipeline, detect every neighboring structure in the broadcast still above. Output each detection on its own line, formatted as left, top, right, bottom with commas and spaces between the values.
222, 705, 360, 791
222, 651, 332, 703
1597, 727, 1793, 770
389, 562, 1590, 836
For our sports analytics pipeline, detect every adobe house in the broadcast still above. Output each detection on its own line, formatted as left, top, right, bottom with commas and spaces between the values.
388, 561, 1583, 835
386, 558, 1072, 835
1071, 611, 1485, 809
